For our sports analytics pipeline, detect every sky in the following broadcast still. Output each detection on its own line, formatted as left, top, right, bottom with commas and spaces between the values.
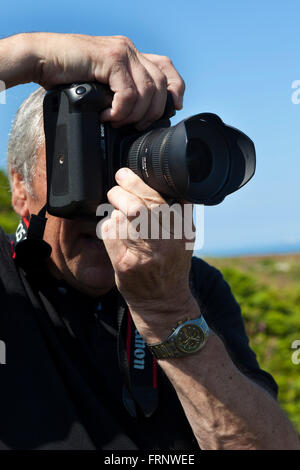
0, 0, 299, 256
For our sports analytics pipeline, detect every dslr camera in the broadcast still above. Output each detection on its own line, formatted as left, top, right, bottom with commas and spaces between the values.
43, 82, 256, 218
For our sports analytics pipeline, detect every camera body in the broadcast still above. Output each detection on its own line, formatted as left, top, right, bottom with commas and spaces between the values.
43, 82, 256, 218
43, 82, 174, 218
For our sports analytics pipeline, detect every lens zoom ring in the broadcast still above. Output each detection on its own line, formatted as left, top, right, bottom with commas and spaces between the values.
161, 126, 177, 189
128, 126, 178, 197
127, 132, 151, 176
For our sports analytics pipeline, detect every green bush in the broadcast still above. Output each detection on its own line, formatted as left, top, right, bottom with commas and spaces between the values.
0, 170, 19, 233
208, 256, 300, 437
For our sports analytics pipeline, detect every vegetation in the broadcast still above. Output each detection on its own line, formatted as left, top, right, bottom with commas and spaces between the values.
205, 254, 300, 437
1, 169, 300, 437
0, 169, 19, 232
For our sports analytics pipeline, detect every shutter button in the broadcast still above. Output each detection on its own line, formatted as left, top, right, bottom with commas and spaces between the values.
75, 86, 87, 95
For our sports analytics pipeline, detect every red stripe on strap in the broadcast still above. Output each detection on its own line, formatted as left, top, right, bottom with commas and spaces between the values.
153, 358, 157, 389
23, 217, 29, 228
10, 241, 16, 259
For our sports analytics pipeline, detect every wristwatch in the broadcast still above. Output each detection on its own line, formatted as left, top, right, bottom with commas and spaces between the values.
146, 316, 210, 360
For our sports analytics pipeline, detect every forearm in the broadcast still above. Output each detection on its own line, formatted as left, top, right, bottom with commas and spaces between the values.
0, 33, 38, 88
128, 292, 299, 450
157, 330, 300, 450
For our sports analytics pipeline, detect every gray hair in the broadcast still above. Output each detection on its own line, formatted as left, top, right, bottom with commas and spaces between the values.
7, 86, 46, 196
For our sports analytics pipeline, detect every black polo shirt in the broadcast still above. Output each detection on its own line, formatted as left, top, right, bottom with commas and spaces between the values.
0, 227, 278, 450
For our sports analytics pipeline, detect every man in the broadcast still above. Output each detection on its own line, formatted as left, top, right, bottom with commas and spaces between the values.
0, 32, 299, 450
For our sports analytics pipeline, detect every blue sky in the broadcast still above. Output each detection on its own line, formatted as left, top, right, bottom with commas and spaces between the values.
0, 0, 299, 256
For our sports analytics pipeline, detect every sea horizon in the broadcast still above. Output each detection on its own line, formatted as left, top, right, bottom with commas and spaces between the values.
195, 243, 300, 258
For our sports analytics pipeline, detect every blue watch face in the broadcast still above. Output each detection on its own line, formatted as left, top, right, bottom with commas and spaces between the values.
175, 324, 205, 354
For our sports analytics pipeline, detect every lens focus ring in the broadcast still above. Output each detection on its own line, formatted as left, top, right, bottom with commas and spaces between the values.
127, 126, 179, 198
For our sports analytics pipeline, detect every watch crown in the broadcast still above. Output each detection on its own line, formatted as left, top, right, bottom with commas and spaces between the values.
173, 318, 191, 333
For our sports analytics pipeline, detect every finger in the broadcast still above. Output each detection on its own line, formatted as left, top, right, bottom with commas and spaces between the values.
107, 185, 145, 218
102, 209, 144, 261
142, 53, 185, 110
115, 167, 166, 207
112, 61, 156, 127
101, 210, 128, 265
134, 56, 168, 130
99, 62, 138, 123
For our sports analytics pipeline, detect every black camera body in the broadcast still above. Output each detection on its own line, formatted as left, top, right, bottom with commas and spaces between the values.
43, 82, 256, 218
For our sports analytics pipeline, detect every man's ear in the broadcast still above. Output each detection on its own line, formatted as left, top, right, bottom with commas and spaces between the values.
11, 171, 30, 219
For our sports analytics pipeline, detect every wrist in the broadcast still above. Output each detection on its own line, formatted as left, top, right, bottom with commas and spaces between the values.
128, 293, 201, 344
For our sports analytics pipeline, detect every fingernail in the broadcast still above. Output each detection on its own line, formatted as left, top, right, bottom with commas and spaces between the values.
116, 167, 130, 181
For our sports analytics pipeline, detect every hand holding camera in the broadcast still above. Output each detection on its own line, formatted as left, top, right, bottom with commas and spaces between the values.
1, 32, 184, 128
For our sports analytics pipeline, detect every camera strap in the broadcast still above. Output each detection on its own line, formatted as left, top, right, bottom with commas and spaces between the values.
13, 204, 52, 271
117, 304, 158, 419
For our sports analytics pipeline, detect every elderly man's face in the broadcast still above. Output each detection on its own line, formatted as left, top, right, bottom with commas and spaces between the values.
12, 145, 115, 296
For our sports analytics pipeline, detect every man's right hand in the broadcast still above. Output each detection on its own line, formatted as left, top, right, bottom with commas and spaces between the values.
0, 33, 185, 130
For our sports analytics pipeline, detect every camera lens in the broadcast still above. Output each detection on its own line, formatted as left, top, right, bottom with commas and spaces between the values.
186, 139, 212, 183
128, 127, 180, 199
127, 113, 256, 205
